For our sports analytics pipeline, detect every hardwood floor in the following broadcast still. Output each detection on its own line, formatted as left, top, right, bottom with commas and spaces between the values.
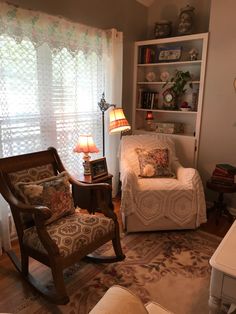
200, 209, 232, 237
0, 199, 233, 312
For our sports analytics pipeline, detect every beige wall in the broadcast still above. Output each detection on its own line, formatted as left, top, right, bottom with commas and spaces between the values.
147, 0, 211, 39
198, 0, 236, 208
2, 0, 236, 207
2, 0, 147, 122
146, 0, 236, 208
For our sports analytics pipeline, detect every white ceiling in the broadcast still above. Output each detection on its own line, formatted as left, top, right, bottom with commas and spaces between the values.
136, 0, 155, 7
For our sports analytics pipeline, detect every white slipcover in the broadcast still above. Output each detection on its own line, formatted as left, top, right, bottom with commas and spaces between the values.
89, 285, 172, 314
119, 134, 207, 232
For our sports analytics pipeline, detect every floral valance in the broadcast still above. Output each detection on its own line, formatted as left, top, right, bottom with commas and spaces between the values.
0, 2, 111, 55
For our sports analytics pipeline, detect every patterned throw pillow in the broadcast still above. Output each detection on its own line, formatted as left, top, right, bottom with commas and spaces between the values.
135, 148, 174, 178
15, 171, 75, 225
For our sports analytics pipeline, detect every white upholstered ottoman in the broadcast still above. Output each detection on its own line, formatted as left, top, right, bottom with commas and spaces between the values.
89, 285, 172, 314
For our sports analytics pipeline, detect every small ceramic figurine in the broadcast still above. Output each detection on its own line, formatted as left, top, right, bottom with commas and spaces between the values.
189, 48, 199, 61
177, 5, 195, 35
154, 20, 172, 38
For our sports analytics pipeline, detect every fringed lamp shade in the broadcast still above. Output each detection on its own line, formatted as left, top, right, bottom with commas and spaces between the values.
73, 135, 99, 175
109, 108, 131, 134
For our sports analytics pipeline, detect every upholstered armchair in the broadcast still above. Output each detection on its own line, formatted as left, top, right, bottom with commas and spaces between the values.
89, 285, 173, 314
0, 147, 125, 304
119, 134, 207, 232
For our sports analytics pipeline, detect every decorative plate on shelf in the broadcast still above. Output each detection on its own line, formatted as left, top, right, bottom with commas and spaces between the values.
146, 72, 156, 82
160, 71, 170, 82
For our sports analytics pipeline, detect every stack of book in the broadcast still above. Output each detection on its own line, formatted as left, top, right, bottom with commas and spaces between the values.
139, 91, 159, 109
211, 164, 236, 186
140, 47, 158, 64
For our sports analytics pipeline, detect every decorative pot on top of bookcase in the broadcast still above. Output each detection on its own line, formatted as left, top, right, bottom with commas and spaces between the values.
132, 33, 208, 167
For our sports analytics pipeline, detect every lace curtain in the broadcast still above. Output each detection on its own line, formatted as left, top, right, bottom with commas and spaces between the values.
0, 2, 123, 253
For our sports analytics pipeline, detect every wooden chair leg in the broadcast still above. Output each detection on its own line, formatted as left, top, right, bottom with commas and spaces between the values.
51, 264, 69, 305
112, 223, 125, 261
21, 252, 29, 276
7, 250, 69, 304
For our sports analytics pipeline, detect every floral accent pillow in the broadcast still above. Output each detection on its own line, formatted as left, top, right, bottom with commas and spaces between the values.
135, 148, 174, 178
15, 171, 75, 225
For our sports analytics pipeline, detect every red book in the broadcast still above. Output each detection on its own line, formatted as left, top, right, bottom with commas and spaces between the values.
211, 175, 234, 183
213, 167, 229, 176
145, 48, 151, 64
212, 169, 234, 178
211, 179, 234, 186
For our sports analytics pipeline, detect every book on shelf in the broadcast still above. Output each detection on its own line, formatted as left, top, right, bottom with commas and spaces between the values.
140, 91, 159, 109
215, 163, 236, 175
140, 46, 158, 64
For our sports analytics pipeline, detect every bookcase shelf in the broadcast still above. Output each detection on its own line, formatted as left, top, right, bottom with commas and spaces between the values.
132, 33, 209, 167
136, 108, 197, 114
137, 60, 202, 67
137, 80, 200, 85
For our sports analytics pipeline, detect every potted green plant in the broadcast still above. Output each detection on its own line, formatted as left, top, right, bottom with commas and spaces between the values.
163, 70, 192, 109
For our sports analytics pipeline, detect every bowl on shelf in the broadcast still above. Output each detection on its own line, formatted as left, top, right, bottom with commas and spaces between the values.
180, 107, 191, 111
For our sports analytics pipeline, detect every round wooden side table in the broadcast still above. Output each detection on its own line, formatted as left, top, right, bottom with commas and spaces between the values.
206, 180, 236, 224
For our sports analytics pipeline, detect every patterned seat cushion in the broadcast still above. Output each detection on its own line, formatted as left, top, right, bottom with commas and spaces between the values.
23, 212, 115, 257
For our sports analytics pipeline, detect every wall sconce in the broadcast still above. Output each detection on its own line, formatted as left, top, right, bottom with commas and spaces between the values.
73, 135, 99, 175
98, 93, 131, 156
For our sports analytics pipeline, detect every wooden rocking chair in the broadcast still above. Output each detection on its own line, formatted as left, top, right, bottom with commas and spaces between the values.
0, 147, 125, 304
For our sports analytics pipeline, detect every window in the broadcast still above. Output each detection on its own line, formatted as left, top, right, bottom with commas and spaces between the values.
0, 2, 123, 253
0, 35, 104, 174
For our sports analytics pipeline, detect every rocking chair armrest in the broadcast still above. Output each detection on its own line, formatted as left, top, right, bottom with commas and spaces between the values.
96, 205, 118, 221
69, 175, 111, 191
35, 224, 60, 256
18, 203, 52, 226
92, 189, 116, 220
0, 180, 52, 222
33, 206, 53, 226
8, 194, 51, 221
14, 200, 60, 255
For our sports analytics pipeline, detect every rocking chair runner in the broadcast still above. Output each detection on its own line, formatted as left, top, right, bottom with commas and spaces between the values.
0, 147, 125, 304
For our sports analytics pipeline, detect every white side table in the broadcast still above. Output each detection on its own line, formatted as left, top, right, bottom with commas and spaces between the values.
209, 220, 236, 313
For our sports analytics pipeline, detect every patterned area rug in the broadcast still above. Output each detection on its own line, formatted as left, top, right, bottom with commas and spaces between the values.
15, 230, 221, 314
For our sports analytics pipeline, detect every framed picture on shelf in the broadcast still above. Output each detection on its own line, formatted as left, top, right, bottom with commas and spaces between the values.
158, 46, 182, 62
90, 157, 108, 180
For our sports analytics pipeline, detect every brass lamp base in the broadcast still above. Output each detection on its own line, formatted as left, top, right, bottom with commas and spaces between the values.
83, 153, 91, 175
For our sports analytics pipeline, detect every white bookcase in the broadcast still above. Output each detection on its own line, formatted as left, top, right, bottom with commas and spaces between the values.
132, 33, 208, 167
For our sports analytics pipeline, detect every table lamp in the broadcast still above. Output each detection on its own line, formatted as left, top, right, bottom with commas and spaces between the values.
73, 135, 99, 175
145, 110, 154, 131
